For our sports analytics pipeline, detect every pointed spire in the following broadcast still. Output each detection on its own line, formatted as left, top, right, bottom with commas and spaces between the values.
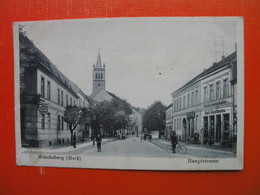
96, 48, 102, 68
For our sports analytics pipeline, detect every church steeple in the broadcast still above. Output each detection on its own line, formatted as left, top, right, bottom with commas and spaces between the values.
91, 49, 106, 98
96, 48, 102, 68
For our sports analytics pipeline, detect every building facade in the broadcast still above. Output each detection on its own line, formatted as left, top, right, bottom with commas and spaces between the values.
200, 53, 237, 145
171, 52, 237, 145
20, 32, 91, 147
171, 78, 202, 141
165, 104, 173, 139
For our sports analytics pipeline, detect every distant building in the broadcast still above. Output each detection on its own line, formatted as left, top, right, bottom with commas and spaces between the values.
19, 32, 92, 147
171, 51, 237, 145
165, 104, 173, 139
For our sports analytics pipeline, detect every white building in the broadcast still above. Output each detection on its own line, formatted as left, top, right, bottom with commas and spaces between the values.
20, 31, 92, 147
171, 51, 237, 145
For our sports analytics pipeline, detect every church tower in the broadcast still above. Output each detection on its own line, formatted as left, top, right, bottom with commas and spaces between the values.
91, 49, 106, 98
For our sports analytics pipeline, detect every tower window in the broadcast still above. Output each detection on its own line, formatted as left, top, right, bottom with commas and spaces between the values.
101, 73, 103, 79
95, 73, 98, 80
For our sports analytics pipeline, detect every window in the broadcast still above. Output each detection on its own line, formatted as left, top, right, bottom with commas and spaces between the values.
41, 77, 45, 97
180, 97, 182, 110
101, 73, 103, 79
47, 113, 51, 130
195, 90, 198, 105
191, 92, 194, 106
61, 117, 64, 130
204, 86, 208, 102
223, 79, 228, 98
47, 81, 51, 100
70, 97, 72, 105
41, 114, 45, 130
61, 91, 63, 106
216, 82, 220, 99
95, 73, 98, 79
57, 115, 60, 130
187, 94, 190, 107
66, 94, 68, 107
74, 100, 76, 106
209, 84, 214, 101
57, 89, 60, 105
79, 98, 82, 107
183, 96, 186, 109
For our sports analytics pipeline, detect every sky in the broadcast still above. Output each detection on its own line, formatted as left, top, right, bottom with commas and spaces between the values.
20, 17, 238, 109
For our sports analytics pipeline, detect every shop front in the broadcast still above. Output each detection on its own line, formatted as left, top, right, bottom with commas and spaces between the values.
202, 106, 232, 146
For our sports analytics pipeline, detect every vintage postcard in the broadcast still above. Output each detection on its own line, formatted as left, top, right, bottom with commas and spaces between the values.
14, 17, 244, 170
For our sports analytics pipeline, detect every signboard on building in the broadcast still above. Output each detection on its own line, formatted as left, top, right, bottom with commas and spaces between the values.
204, 98, 231, 108
187, 112, 195, 118
39, 106, 48, 113
204, 109, 226, 115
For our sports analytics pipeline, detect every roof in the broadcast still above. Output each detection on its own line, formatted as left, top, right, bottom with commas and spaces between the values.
94, 49, 104, 69
166, 103, 173, 110
106, 91, 122, 101
172, 51, 237, 95
20, 31, 79, 97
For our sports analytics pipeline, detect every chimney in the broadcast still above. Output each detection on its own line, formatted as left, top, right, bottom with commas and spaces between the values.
221, 55, 225, 60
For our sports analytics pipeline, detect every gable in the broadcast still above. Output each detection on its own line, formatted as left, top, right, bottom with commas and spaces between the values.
93, 89, 113, 102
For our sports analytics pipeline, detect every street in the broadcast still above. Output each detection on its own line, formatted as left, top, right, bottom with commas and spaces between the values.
23, 136, 236, 159
79, 137, 191, 158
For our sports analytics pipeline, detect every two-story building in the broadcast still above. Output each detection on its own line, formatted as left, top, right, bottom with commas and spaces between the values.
171, 51, 237, 145
171, 78, 202, 141
20, 31, 92, 147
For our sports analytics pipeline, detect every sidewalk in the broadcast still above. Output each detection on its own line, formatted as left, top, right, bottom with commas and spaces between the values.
151, 138, 236, 155
21, 138, 114, 154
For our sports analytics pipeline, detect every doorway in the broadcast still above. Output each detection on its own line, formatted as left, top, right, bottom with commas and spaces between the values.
203, 117, 208, 144
182, 118, 187, 140
216, 115, 221, 143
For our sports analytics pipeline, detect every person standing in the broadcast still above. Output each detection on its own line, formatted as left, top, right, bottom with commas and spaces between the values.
171, 131, 178, 153
96, 134, 102, 152
91, 134, 95, 146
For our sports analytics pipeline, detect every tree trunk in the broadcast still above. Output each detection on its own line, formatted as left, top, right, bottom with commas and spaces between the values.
70, 130, 73, 145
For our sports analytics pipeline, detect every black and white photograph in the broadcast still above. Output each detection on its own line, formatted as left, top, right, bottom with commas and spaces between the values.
14, 17, 244, 170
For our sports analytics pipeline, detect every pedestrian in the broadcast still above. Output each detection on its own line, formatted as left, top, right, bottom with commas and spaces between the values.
96, 134, 102, 152
171, 131, 178, 153
91, 134, 95, 146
